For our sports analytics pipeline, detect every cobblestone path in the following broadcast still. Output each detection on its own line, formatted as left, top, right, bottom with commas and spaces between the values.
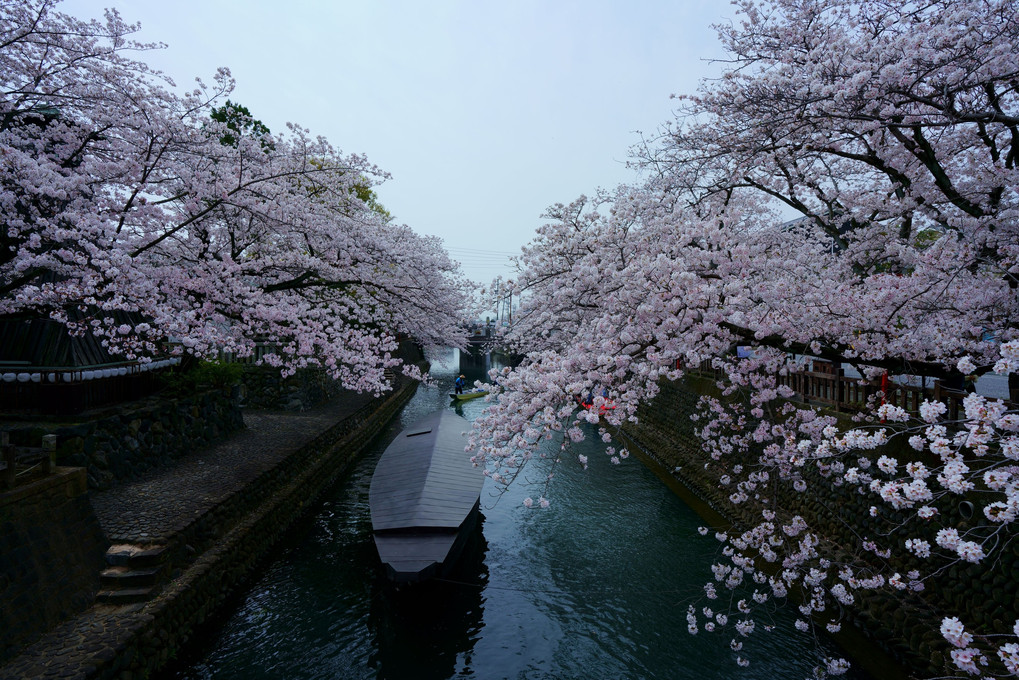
90, 392, 375, 544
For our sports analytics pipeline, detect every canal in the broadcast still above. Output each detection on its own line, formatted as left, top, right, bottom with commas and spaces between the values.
159, 349, 875, 680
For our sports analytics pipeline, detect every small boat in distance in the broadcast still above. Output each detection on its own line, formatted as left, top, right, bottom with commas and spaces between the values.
449, 388, 489, 402
369, 410, 485, 583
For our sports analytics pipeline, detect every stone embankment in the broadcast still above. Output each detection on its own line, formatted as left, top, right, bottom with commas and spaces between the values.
621, 376, 1017, 680
0, 372, 420, 680
3, 387, 244, 491
0, 468, 108, 664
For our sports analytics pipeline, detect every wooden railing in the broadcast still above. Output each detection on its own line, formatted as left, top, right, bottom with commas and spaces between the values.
209, 342, 279, 365
688, 359, 1007, 419
1, 433, 56, 490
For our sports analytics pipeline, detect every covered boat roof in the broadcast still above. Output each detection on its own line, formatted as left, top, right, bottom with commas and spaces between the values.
369, 410, 483, 532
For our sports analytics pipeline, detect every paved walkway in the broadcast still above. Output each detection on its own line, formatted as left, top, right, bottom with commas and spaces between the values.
90, 390, 376, 544
0, 388, 385, 680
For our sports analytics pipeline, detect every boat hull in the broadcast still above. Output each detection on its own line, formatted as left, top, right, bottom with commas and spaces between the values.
449, 390, 488, 401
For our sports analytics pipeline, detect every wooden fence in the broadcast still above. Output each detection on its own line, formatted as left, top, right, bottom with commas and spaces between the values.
688, 359, 1005, 419
208, 343, 279, 365
1, 432, 55, 490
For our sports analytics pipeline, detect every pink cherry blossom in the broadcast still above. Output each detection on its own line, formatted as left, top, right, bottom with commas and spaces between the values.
463, 0, 1019, 672
1, 1, 473, 393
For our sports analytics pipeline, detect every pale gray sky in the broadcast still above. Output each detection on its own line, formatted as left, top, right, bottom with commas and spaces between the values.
61, 0, 733, 285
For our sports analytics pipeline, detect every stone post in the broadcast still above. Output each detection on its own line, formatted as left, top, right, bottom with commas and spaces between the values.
42, 434, 56, 475
2, 432, 14, 489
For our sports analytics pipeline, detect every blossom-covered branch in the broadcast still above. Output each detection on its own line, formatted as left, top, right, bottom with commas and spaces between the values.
471, 0, 1018, 675
1, 0, 474, 393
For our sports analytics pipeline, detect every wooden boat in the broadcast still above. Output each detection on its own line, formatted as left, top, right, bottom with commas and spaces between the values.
448, 389, 489, 401
575, 394, 616, 414
369, 410, 485, 583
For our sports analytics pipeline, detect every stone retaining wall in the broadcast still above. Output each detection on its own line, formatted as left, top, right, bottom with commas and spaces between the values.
76, 376, 418, 680
0, 468, 107, 664
238, 339, 424, 412
152, 378, 418, 580
3, 387, 243, 490
239, 366, 345, 412
14, 377, 417, 680
622, 376, 1017, 678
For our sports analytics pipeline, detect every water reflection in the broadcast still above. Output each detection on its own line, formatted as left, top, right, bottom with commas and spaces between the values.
368, 516, 488, 680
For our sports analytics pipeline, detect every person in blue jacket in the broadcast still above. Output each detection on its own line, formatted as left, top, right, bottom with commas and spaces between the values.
455, 374, 466, 394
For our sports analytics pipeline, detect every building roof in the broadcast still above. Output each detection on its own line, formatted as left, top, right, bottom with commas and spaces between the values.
0, 316, 131, 368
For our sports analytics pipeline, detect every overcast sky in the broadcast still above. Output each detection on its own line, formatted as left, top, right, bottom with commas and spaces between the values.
61, 0, 734, 285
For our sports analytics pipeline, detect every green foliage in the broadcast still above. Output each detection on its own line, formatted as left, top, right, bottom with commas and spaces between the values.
209, 100, 271, 147
305, 156, 391, 220
913, 229, 941, 250
353, 181, 391, 220
159, 360, 243, 396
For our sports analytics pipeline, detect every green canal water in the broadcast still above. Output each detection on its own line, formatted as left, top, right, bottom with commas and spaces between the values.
159, 350, 878, 680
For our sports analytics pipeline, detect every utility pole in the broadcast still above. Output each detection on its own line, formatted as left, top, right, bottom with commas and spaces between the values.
500, 290, 512, 327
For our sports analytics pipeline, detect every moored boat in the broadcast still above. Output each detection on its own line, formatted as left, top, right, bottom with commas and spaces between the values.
368, 410, 485, 583
449, 389, 489, 401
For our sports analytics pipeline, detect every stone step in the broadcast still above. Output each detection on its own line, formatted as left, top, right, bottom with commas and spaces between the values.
105, 543, 169, 568
99, 565, 163, 589
99, 543, 171, 604
95, 586, 156, 604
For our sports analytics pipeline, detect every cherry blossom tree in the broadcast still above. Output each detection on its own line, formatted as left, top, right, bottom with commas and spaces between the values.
470, 0, 1018, 675
1, 0, 473, 393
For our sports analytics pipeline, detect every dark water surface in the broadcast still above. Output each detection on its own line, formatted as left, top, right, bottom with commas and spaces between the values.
160, 350, 876, 680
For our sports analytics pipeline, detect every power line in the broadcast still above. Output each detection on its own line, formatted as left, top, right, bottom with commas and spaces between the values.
450, 255, 514, 261
446, 247, 520, 257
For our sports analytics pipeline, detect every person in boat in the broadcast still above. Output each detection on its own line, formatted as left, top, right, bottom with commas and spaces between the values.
583, 387, 608, 408
455, 374, 466, 394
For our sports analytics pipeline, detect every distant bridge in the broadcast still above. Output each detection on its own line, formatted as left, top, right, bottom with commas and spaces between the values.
459, 322, 521, 370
